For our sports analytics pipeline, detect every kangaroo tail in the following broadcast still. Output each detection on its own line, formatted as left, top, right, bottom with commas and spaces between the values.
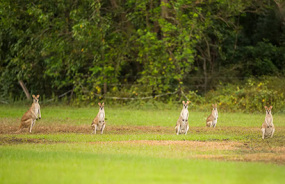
15, 125, 22, 133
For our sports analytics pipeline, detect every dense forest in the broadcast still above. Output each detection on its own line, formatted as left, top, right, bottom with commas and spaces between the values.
1, 0, 285, 111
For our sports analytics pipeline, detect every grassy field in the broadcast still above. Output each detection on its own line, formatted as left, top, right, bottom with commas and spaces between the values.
1, 105, 285, 184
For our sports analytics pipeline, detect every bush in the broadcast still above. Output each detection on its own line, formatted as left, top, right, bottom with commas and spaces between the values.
204, 77, 285, 113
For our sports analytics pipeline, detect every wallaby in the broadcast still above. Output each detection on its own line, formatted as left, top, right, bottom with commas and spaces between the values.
18, 95, 41, 133
206, 104, 218, 128
261, 106, 275, 139
175, 101, 190, 135
91, 102, 105, 134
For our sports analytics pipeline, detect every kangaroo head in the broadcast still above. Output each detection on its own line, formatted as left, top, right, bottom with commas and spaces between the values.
32, 94, 40, 103
212, 104, 218, 111
264, 106, 273, 115
182, 101, 190, 109
98, 102, 104, 110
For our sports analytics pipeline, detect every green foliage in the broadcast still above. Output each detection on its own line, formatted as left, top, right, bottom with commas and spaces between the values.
0, 0, 284, 112
205, 77, 285, 112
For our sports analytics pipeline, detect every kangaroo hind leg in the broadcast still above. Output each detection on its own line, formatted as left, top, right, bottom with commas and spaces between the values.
29, 119, 35, 133
261, 128, 265, 139
271, 128, 275, 138
93, 124, 97, 134
176, 126, 180, 135
101, 123, 105, 134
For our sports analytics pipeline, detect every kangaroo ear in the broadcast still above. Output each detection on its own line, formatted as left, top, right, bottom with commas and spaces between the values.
32, 95, 35, 98
182, 101, 185, 104
269, 106, 273, 109
36, 95, 40, 98
98, 102, 101, 106
102, 102, 104, 106
264, 106, 268, 109
187, 101, 190, 104
212, 104, 214, 107
215, 104, 217, 107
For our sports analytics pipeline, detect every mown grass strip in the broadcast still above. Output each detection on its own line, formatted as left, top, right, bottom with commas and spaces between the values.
1, 144, 285, 184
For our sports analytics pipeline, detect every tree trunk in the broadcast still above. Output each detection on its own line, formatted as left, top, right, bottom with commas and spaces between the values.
19, 80, 31, 100
203, 58, 207, 93
68, 86, 75, 104
110, 0, 118, 9
161, 0, 168, 19
104, 82, 107, 96
204, 38, 211, 92
274, 0, 285, 28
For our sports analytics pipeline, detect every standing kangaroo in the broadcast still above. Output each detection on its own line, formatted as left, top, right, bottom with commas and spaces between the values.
206, 104, 218, 128
18, 95, 41, 133
175, 101, 190, 135
91, 102, 105, 134
261, 106, 275, 139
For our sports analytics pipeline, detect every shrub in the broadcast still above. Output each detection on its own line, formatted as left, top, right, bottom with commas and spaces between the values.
204, 77, 285, 112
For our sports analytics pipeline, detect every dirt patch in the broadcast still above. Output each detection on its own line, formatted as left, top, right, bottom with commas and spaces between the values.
0, 137, 55, 145
0, 124, 173, 134
1, 123, 280, 135
195, 153, 285, 164
90, 140, 243, 151
87, 140, 285, 164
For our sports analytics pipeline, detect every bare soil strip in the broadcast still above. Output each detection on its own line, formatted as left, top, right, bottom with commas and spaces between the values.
90, 140, 244, 150
196, 153, 285, 164
0, 137, 55, 144
0, 124, 171, 134
0, 123, 269, 135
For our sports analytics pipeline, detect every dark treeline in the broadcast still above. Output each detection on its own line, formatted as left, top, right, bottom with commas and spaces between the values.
1, 0, 285, 104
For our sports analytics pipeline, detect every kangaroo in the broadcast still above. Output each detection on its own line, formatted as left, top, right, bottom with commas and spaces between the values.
261, 106, 275, 139
91, 102, 105, 134
175, 101, 190, 135
18, 95, 41, 133
206, 104, 218, 128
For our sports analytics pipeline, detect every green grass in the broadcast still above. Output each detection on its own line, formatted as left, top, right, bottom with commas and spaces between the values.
0, 133, 244, 142
1, 105, 285, 127
1, 144, 285, 184
1, 105, 285, 184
